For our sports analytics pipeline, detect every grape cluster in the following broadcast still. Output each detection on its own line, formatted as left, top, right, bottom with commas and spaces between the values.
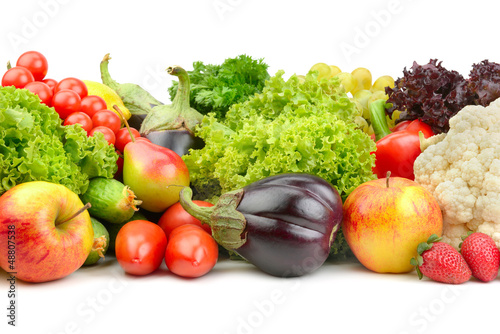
307, 63, 399, 134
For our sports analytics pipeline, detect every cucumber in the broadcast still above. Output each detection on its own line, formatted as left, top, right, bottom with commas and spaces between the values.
83, 217, 110, 266
80, 177, 142, 224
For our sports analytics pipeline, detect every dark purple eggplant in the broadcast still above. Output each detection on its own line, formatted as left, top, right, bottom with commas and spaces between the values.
179, 173, 343, 277
139, 65, 204, 157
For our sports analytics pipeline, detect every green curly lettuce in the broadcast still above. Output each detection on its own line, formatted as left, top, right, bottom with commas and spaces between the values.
0, 86, 118, 195
183, 70, 376, 258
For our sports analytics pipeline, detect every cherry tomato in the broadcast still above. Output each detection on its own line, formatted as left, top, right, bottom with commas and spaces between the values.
16, 51, 48, 81
54, 77, 88, 99
2, 66, 34, 88
63, 112, 93, 134
81, 95, 107, 118
158, 201, 213, 238
115, 151, 124, 180
165, 225, 218, 278
115, 220, 168, 276
24, 81, 53, 106
42, 78, 58, 92
52, 89, 81, 119
114, 127, 141, 152
91, 110, 121, 134
89, 126, 116, 145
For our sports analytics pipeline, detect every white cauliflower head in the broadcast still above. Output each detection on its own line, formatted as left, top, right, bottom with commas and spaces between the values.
414, 97, 500, 249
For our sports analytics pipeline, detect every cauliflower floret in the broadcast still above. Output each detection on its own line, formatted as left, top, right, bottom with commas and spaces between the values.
414, 98, 500, 250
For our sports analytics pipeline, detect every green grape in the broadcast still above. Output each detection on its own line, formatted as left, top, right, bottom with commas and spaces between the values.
368, 90, 388, 104
335, 72, 356, 93
354, 115, 369, 133
353, 89, 373, 120
309, 63, 332, 80
351, 99, 364, 117
296, 75, 306, 84
371, 75, 395, 93
351, 67, 372, 95
386, 109, 402, 129
329, 65, 341, 78
367, 124, 375, 135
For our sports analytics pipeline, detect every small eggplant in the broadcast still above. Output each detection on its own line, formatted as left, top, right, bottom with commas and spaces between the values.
179, 173, 343, 277
139, 65, 204, 157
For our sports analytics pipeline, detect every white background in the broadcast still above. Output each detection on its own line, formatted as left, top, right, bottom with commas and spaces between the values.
1, 0, 499, 333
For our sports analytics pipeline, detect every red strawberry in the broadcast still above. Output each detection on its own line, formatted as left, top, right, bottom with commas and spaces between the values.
411, 234, 471, 284
460, 232, 500, 282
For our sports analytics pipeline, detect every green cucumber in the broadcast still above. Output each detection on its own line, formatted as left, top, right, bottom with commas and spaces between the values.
105, 210, 147, 251
83, 217, 110, 266
80, 177, 142, 224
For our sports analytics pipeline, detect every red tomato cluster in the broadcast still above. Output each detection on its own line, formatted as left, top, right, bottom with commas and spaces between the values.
115, 201, 218, 278
1, 51, 124, 147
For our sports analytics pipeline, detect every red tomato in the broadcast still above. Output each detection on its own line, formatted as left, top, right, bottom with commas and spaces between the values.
54, 77, 88, 99
63, 112, 93, 134
16, 51, 48, 81
89, 126, 116, 145
115, 220, 168, 276
158, 201, 213, 238
115, 127, 141, 152
92, 110, 121, 134
81, 95, 107, 118
42, 78, 58, 92
165, 225, 218, 278
52, 89, 81, 119
24, 81, 53, 106
115, 152, 124, 179
2, 66, 34, 88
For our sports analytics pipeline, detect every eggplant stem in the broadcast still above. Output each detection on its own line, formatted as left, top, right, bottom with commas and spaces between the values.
179, 187, 214, 223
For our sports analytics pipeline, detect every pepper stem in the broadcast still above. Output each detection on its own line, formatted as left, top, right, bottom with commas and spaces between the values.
369, 99, 393, 141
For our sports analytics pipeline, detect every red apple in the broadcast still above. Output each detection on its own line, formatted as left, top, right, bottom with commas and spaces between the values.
342, 175, 443, 273
0, 181, 94, 282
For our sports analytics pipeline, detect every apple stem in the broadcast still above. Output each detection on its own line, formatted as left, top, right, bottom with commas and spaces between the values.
386, 171, 391, 188
60, 203, 92, 224
113, 105, 136, 143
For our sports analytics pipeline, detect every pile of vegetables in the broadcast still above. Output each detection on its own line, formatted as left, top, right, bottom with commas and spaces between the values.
183, 70, 377, 257
0, 86, 118, 195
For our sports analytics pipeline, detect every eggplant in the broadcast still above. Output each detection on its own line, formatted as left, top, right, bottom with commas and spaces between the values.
179, 173, 343, 277
140, 65, 204, 157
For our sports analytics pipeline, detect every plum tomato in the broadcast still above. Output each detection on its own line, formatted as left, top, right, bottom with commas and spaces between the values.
52, 89, 81, 119
91, 109, 121, 134
81, 95, 107, 118
158, 201, 213, 238
16, 51, 49, 81
165, 224, 218, 278
24, 81, 53, 106
42, 78, 58, 92
54, 77, 88, 99
89, 126, 116, 145
115, 220, 168, 276
2, 66, 35, 88
63, 112, 93, 134
114, 127, 140, 152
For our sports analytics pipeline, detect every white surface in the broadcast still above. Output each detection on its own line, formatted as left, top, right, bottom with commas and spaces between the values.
1, 0, 500, 333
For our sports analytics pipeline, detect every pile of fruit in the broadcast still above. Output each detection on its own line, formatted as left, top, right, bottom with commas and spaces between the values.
0, 51, 499, 285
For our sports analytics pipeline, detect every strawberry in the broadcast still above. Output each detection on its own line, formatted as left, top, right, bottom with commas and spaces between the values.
460, 232, 500, 282
410, 234, 471, 284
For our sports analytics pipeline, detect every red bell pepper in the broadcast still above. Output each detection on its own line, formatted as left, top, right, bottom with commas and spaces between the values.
370, 99, 434, 180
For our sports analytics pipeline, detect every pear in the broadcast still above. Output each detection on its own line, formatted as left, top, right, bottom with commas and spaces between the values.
122, 136, 190, 213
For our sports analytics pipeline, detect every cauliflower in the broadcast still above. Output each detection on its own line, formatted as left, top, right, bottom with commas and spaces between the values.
414, 97, 500, 250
